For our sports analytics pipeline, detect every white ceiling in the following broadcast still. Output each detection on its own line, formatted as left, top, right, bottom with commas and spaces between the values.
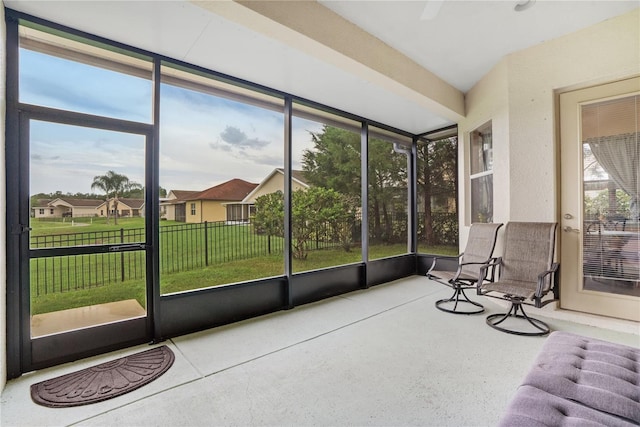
5, 0, 639, 134
320, 0, 639, 93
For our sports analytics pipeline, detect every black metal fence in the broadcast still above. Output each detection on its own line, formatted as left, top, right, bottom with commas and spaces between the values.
30, 221, 285, 295
30, 214, 456, 295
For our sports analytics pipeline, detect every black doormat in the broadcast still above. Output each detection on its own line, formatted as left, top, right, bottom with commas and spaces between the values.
31, 345, 174, 408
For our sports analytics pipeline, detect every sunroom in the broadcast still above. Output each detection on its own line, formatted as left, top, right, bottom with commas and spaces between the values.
1, 1, 639, 421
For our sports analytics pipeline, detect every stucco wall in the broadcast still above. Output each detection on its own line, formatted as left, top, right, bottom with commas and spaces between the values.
200, 200, 230, 222
460, 59, 510, 226
1, 1, 7, 392
459, 8, 640, 251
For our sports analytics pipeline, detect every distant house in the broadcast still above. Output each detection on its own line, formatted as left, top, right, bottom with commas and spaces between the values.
31, 199, 55, 218
178, 179, 258, 224
162, 190, 200, 222
32, 198, 103, 218
224, 169, 310, 223
96, 198, 145, 218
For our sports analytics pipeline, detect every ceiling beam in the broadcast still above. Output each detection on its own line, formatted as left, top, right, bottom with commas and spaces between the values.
191, 0, 465, 123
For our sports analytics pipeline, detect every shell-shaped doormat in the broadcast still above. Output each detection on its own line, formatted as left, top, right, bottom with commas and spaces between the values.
31, 345, 174, 408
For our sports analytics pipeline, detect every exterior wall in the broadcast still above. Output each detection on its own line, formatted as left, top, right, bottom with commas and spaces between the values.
163, 204, 176, 221
246, 172, 307, 203
160, 205, 176, 221
100, 201, 142, 218
32, 206, 62, 218
199, 200, 230, 223
72, 206, 98, 217
183, 200, 244, 223
1, 0, 7, 393
186, 201, 200, 223
459, 8, 640, 251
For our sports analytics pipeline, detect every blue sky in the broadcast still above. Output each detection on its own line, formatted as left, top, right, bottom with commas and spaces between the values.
21, 48, 322, 195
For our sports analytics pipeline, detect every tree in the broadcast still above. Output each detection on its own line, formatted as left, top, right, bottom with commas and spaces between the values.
291, 187, 356, 259
416, 137, 457, 245
91, 171, 142, 225
367, 137, 407, 243
302, 125, 361, 200
302, 125, 410, 244
584, 189, 631, 219
253, 191, 285, 238
253, 187, 356, 259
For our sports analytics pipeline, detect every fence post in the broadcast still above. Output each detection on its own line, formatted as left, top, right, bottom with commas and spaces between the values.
204, 221, 209, 266
120, 228, 125, 282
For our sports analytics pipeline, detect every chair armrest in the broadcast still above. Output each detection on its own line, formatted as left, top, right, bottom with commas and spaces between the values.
477, 257, 502, 292
427, 253, 463, 277
535, 262, 559, 302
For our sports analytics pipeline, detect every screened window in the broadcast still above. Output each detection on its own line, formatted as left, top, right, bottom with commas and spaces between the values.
417, 131, 459, 255
18, 24, 153, 123
469, 121, 493, 223
291, 103, 362, 271
368, 127, 411, 259
159, 63, 285, 294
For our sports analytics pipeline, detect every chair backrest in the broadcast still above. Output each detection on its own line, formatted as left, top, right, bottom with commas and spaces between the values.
459, 223, 503, 277
500, 222, 557, 289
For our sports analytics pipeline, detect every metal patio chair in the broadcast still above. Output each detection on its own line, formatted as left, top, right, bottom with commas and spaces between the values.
478, 222, 559, 336
427, 222, 503, 314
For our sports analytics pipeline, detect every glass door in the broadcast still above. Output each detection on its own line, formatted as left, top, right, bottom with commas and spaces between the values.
22, 115, 154, 369
559, 77, 640, 321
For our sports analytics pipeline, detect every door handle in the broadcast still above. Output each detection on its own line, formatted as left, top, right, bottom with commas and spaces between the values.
563, 226, 580, 233
108, 243, 147, 252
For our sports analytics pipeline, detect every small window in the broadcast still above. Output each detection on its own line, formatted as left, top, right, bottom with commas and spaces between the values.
39, 208, 44, 215
190, 203, 196, 216
469, 121, 493, 223
50, 208, 54, 215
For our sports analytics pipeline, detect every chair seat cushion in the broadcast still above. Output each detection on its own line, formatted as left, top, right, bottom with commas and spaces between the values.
427, 270, 477, 285
482, 279, 537, 299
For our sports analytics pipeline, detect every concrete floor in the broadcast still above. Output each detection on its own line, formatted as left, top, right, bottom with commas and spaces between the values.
2, 276, 639, 426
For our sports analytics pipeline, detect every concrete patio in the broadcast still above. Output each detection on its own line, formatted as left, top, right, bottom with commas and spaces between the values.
2, 276, 638, 426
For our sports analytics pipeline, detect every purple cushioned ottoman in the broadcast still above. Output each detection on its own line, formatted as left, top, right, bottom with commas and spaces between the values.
498, 331, 640, 426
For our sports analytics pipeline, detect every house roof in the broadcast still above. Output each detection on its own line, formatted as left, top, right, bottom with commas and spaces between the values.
118, 198, 145, 209
189, 179, 258, 202
276, 168, 309, 187
32, 199, 52, 208
167, 190, 200, 201
49, 198, 104, 208
96, 198, 145, 210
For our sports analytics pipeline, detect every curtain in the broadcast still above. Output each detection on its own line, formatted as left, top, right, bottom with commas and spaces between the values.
588, 132, 640, 220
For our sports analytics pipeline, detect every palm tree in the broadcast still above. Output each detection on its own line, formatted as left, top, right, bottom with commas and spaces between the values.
91, 171, 142, 225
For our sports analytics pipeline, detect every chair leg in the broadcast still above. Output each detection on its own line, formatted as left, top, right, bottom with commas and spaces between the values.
486, 298, 550, 336
435, 285, 484, 315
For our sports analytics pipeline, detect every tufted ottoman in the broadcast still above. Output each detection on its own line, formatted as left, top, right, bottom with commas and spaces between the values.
498, 331, 640, 426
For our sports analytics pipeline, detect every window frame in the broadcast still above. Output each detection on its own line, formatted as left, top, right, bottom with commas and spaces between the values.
469, 121, 494, 224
